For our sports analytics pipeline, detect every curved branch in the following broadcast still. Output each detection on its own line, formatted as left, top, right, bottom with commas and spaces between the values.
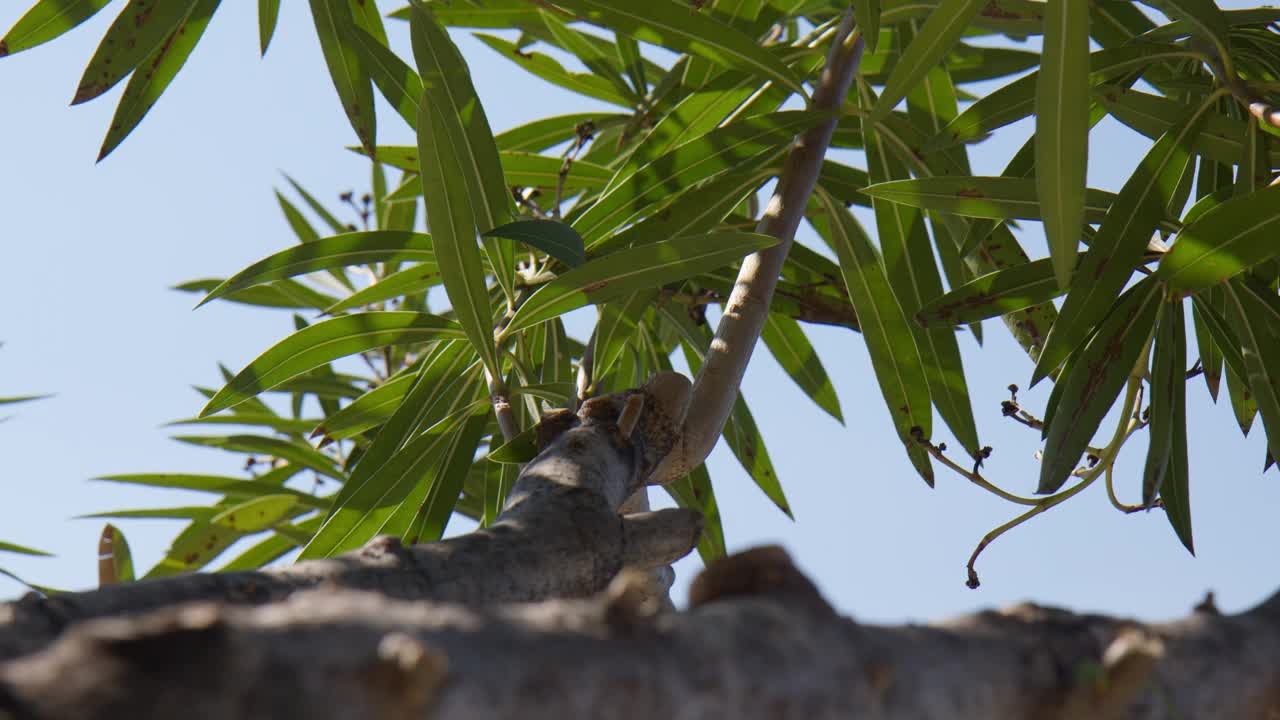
651, 16, 865, 485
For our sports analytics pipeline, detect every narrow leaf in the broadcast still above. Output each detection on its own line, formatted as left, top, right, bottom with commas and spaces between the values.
201, 312, 461, 416
309, 0, 376, 154
872, 0, 984, 121
1039, 278, 1162, 493
483, 219, 585, 267
1036, 0, 1090, 288
72, 0, 196, 104
500, 232, 780, 339
1, 0, 111, 57
258, 0, 280, 55
761, 314, 843, 423
1158, 184, 1280, 293
98, 0, 221, 161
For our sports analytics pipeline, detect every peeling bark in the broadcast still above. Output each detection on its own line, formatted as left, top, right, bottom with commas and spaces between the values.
3, 548, 1278, 720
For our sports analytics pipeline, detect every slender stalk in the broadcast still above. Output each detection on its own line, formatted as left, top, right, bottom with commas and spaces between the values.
650, 14, 864, 485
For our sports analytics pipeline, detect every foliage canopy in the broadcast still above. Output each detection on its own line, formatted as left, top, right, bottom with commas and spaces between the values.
5, 0, 1280, 589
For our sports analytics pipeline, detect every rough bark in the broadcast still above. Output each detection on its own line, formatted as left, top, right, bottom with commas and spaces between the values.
0, 375, 698, 662
3, 547, 1278, 720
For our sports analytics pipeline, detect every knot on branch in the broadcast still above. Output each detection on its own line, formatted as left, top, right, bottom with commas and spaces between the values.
534, 371, 691, 484
688, 546, 832, 617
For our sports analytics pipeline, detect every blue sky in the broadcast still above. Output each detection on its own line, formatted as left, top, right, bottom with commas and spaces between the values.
2, 1, 1277, 622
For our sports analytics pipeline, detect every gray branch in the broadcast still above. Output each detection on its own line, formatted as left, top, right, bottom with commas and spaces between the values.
4, 546, 1278, 720
0, 374, 698, 661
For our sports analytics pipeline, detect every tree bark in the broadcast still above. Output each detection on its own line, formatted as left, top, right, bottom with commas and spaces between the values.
0, 375, 698, 662
3, 546, 1278, 720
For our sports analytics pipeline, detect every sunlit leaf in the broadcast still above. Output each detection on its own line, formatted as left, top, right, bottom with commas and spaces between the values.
309, 0, 376, 154
210, 495, 298, 533
201, 312, 461, 416
1158, 184, 1280, 293
500, 231, 780, 339
97, 0, 220, 160
72, 0, 196, 105
871, 0, 984, 121
0, 0, 112, 57
97, 524, 134, 586
548, 0, 804, 96
916, 256, 1072, 327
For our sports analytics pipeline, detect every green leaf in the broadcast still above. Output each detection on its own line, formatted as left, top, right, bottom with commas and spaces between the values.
574, 111, 822, 245
483, 219, 585, 267
549, 0, 804, 96
1143, 301, 1185, 506
168, 414, 321, 435
852, 0, 880, 52
312, 373, 415, 442
488, 426, 538, 463
538, 9, 635, 103
176, 278, 339, 311
417, 96, 501, 378
349, 24, 423, 129
1039, 277, 1162, 494
662, 463, 725, 564
0, 541, 52, 557
500, 231, 780, 339
598, 166, 769, 255
201, 312, 461, 416
0, 394, 50, 407
1033, 100, 1205, 384
339, 340, 479, 495
871, 0, 984, 121
219, 516, 322, 572
0, 0, 112, 57
761, 314, 842, 423
95, 471, 326, 508
1190, 294, 1224, 401
1225, 281, 1280, 466
860, 176, 1120, 223
210, 495, 297, 533
495, 113, 628, 153
199, 234, 436, 310
403, 412, 491, 543
321, 263, 441, 316
174, 435, 343, 481
1140, 0, 1228, 58
301, 404, 481, 558
309, 0, 376, 155
473, 33, 633, 108
681, 339, 791, 515
1036, 0, 1090, 288
98, 0, 220, 161
409, 3, 513, 233
258, 0, 280, 55
916, 256, 1071, 327
71, 0, 196, 105
283, 174, 348, 234
482, 458, 517, 527
814, 189, 933, 485
1159, 185, 1280, 293
1096, 86, 1279, 168
98, 524, 134, 585
932, 43, 1197, 149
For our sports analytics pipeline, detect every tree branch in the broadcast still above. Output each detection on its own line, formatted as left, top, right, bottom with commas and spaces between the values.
5, 546, 1279, 720
0, 374, 697, 662
650, 15, 865, 485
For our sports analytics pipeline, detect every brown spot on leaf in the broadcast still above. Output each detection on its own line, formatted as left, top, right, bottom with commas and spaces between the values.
956, 187, 986, 199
